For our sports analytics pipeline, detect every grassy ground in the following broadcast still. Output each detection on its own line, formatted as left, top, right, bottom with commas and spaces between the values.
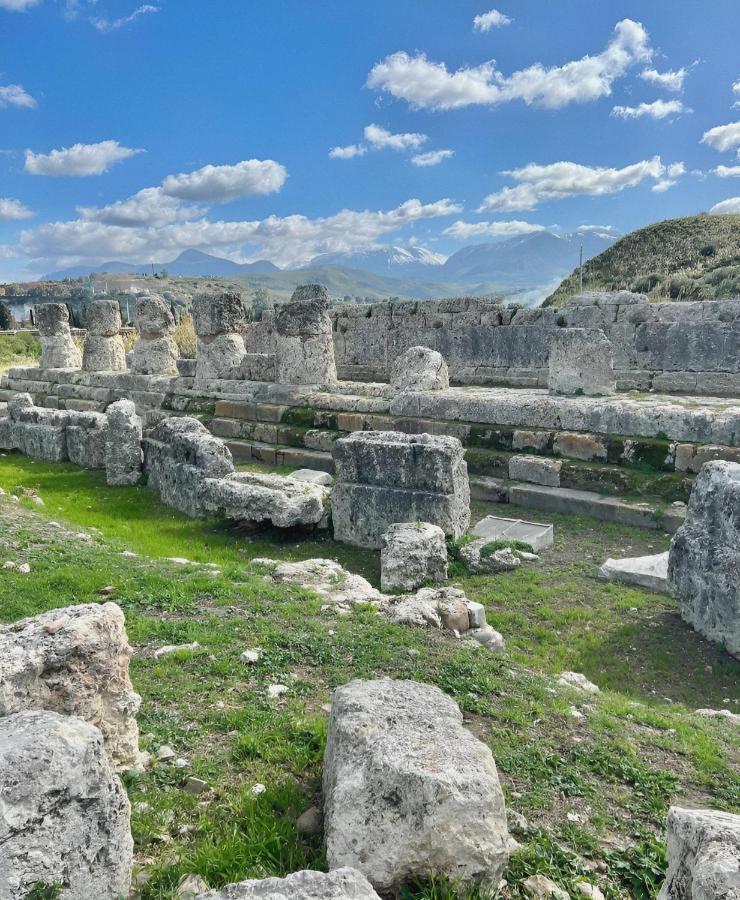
0, 453, 737, 900
0, 332, 41, 376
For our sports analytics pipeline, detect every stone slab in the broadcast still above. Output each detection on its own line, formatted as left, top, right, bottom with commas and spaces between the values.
472, 515, 554, 551
598, 551, 669, 592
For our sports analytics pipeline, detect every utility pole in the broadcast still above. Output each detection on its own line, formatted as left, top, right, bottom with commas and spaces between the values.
579, 244, 584, 293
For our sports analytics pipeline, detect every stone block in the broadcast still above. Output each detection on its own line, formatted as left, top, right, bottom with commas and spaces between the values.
105, 399, 142, 486
196, 868, 382, 900
509, 454, 561, 487
35, 303, 82, 369
380, 522, 448, 592
273, 285, 336, 384
548, 328, 615, 396
553, 431, 608, 461
389, 346, 449, 395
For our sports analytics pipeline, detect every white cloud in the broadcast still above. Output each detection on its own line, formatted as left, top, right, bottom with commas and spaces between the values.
715, 164, 740, 177
364, 123, 427, 151
0, 0, 40, 9
576, 224, 615, 233
444, 219, 545, 239
733, 81, 740, 95
0, 83, 36, 108
328, 144, 367, 159
161, 159, 287, 202
473, 9, 511, 32
0, 197, 34, 220
612, 99, 689, 120
24, 140, 142, 175
411, 149, 454, 167
91, 4, 159, 33
639, 67, 689, 92
701, 121, 740, 153
478, 156, 667, 212
11, 197, 462, 270
367, 19, 651, 111
710, 197, 740, 214
76, 187, 192, 227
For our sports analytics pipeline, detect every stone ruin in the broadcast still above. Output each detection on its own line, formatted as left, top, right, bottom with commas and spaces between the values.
273, 284, 337, 385
548, 327, 616, 397
193, 290, 248, 385
130, 292, 179, 375
35, 302, 82, 370
82, 299, 127, 372
389, 344, 449, 395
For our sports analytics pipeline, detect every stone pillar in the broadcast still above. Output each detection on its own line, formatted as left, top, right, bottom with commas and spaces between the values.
105, 399, 142, 486
82, 300, 127, 372
192, 292, 247, 385
548, 327, 615, 396
273, 284, 337, 385
129, 293, 179, 375
34, 303, 82, 369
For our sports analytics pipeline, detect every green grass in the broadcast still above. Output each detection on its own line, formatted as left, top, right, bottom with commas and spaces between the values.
0, 452, 738, 899
0, 332, 40, 376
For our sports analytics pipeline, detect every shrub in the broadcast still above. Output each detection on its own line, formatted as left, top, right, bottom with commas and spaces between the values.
0, 301, 14, 330
174, 312, 197, 358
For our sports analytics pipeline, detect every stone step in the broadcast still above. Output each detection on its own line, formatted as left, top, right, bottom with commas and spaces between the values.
225, 439, 335, 473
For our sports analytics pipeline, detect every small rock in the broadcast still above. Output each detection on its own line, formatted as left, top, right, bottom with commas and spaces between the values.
75, 532, 92, 541
183, 776, 208, 795
557, 672, 600, 695
121, 550, 137, 558
2, 561, 16, 571
507, 836, 523, 853
16, 562, 30, 575
573, 881, 606, 900
48, 521, 62, 528
133, 801, 151, 812
567, 811, 581, 823
154, 642, 200, 658
569, 706, 585, 720
267, 684, 289, 699
695, 707, 740, 724
167, 557, 191, 565
173, 757, 190, 769
296, 805, 323, 835
98, 585, 115, 596
507, 810, 529, 835
240, 649, 261, 664
29, 495, 44, 507
177, 874, 210, 898
468, 625, 506, 653
156, 744, 176, 762
522, 874, 570, 900
250, 783, 266, 797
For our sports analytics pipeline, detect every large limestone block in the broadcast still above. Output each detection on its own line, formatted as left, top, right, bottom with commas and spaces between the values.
323, 678, 509, 893
66, 411, 107, 469
668, 461, 740, 658
9, 393, 69, 461
0, 602, 145, 772
380, 521, 448, 591
35, 303, 82, 369
0, 710, 133, 900
105, 399, 143, 486
389, 345, 449, 395
658, 806, 740, 900
548, 328, 615, 397
82, 300, 127, 372
130, 294, 179, 375
196, 868, 381, 900
192, 290, 246, 336
273, 284, 337, 384
193, 292, 248, 384
202, 470, 329, 528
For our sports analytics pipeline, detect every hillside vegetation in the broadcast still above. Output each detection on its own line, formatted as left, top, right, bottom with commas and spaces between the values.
546, 214, 740, 306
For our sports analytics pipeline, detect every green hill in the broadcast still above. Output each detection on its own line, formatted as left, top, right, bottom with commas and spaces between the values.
545, 214, 740, 306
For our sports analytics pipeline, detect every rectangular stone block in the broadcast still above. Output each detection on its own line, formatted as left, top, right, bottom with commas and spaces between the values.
508, 454, 562, 487
553, 431, 608, 461
548, 328, 615, 397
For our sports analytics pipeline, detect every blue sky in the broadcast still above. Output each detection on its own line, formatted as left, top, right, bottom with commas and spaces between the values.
1, 0, 739, 279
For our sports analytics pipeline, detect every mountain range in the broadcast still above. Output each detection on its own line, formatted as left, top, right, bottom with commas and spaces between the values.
42, 231, 616, 304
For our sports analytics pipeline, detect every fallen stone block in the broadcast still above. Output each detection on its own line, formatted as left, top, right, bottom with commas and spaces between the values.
658, 806, 740, 900
0, 602, 145, 772
389, 345, 449, 395
195, 868, 382, 900
380, 521, 448, 592
105, 398, 143, 486
323, 678, 509, 893
0, 710, 133, 900
599, 551, 669, 592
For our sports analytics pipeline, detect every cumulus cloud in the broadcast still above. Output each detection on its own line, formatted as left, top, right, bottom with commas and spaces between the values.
710, 197, 740, 214
76, 187, 192, 227
328, 144, 367, 159
364, 123, 427, 151
0, 83, 36, 108
576, 224, 615, 233
161, 158, 287, 202
612, 99, 689, 120
367, 19, 651, 111
0, 0, 40, 9
91, 3, 159, 33
478, 156, 668, 212
701, 121, 740, 153
411, 149, 454, 167
715, 164, 740, 177
24, 140, 143, 176
650, 162, 686, 192
473, 9, 511, 32
11, 197, 462, 270
639, 66, 690, 92
0, 197, 34, 220
444, 219, 545, 239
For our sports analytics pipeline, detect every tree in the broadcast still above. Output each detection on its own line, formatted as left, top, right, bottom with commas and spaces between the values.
250, 287, 274, 321
0, 301, 14, 330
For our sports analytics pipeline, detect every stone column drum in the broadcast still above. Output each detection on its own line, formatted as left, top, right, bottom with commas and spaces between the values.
192, 291, 247, 385
273, 284, 337, 385
129, 293, 179, 375
82, 300, 127, 372
34, 303, 82, 369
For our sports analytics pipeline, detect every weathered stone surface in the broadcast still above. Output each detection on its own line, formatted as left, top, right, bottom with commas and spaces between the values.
202, 471, 330, 528
658, 806, 740, 900
509, 454, 562, 487
66, 410, 107, 469
380, 521, 448, 591
105, 398, 143, 486
130, 294, 179, 375
599, 551, 669, 592
548, 328, 615, 397
0, 602, 144, 772
289, 468, 334, 486
332, 431, 470, 548
323, 678, 509, 893
389, 346, 449, 395
35, 303, 82, 369
668, 461, 740, 658
0, 710, 133, 900
8, 393, 69, 461
459, 538, 522, 574
192, 291, 246, 336
83, 301, 127, 372
193, 293, 247, 384
196, 868, 381, 900
273, 284, 336, 384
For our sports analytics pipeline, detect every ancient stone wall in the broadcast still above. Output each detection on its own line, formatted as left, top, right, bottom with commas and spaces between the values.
329, 295, 740, 395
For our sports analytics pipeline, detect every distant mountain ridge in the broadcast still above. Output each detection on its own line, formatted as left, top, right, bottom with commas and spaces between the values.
43, 249, 279, 280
